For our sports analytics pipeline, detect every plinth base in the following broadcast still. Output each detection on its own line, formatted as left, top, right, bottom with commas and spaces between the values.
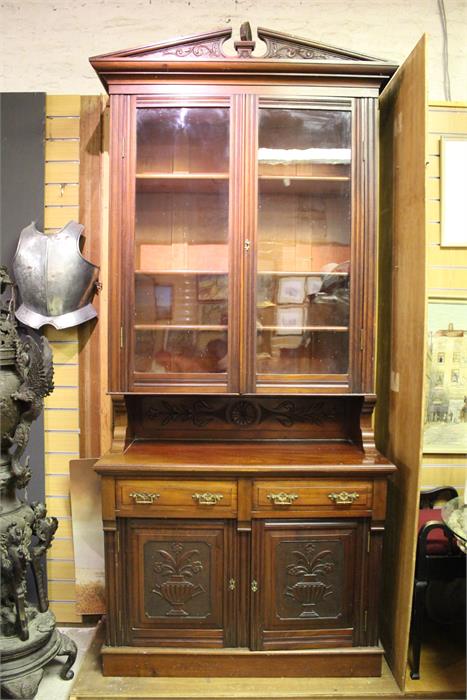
0, 611, 77, 699
101, 644, 384, 678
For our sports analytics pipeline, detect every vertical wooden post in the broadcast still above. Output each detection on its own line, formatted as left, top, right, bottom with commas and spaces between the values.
78, 96, 106, 458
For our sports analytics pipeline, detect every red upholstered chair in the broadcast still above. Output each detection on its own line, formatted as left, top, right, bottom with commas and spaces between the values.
410, 486, 465, 679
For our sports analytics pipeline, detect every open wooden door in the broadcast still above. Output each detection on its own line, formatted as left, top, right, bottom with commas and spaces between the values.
376, 35, 428, 690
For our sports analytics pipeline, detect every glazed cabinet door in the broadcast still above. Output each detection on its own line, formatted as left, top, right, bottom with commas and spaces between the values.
125, 98, 238, 392
253, 101, 355, 391
251, 519, 366, 650
125, 519, 237, 647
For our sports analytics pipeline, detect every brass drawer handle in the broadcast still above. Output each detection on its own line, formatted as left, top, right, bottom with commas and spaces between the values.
267, 492, 299, 506
192, 492, 224, 505
328, 491, 360, 505
251, 580, 259, 593
129, 491, 160, 505
228, 578, 236, 591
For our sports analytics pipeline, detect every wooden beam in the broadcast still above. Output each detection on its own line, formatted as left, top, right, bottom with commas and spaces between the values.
78, 96, 105, 458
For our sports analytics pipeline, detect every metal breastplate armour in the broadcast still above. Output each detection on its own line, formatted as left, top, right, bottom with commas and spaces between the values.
13, 222, 99, 329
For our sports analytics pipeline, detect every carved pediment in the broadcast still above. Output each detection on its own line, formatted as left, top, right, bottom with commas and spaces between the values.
99, 27, 232, 61
91, 21, 388, 64
257, 27, 379, 62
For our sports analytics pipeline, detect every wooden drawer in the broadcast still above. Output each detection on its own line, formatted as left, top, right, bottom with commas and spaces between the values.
116, 479, 237, 518
252, 480, 373, 517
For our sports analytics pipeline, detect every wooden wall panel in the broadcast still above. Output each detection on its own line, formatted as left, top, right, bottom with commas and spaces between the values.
44, 94, 81, 624
376, 37, 427, 690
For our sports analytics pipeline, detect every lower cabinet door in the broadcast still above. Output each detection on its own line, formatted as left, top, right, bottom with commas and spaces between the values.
126, 519, 237, 647
251, 519, 366, 650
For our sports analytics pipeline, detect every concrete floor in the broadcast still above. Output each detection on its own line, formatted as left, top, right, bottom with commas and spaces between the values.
35, 627, 95, 700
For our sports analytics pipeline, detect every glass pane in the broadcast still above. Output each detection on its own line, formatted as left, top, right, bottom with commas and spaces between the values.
134, 107, 229, 377
256, 108, 351, 377
137, 107, 229, 174
135, 330, 228, 374
257, 330, 349, 375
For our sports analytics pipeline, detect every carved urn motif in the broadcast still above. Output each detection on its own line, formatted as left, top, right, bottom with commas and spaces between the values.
153, 542, 204, 617
0, 266, 77, 699
285, 542, 335, 618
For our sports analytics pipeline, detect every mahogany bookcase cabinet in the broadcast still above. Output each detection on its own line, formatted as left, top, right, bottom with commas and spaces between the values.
91, 23, 397, 678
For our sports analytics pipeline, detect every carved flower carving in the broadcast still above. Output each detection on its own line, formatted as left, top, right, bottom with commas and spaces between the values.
227, 400, 260, 426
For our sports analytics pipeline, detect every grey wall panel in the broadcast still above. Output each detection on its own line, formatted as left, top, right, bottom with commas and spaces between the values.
0, 92, 46, 516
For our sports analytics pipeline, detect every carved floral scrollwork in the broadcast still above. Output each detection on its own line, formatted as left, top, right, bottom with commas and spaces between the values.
147, 399, 219, 427
264, 41, 345, 61
144, 398, 339, 429
161, 41, 224, 58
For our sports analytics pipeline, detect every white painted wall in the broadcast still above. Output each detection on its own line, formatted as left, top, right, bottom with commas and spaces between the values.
1, 0, 466, 98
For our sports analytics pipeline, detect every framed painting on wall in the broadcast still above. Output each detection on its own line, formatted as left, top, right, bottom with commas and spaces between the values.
440, 136, 467, 247
423, 298, 467, 453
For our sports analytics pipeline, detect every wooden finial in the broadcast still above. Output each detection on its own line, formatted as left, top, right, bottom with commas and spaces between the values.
235, 21, 255, 58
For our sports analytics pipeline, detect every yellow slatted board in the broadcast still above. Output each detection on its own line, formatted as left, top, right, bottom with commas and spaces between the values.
44, 206, 80, 229
45, 183, 79, 206
45, 453, 74, 474
421, 104, 467, 498
54, 518, 73, 538
49, 602, 81, 623
45, 139, 80, 161
45, 474, 70, 496
45, 161, 80, 183
44, 95, 82, 623
52, 363, 79, 386
48, 538, 75, 560
46, 496, 72, 518
48, 341, 79, 364
46, 95, 80, 116
46, 117, 80, 139
47, 560, 76, 580
48, 581, 78, 601
44, 408, 79, 431
45, 387, 80, 410
427, 267, 467, 289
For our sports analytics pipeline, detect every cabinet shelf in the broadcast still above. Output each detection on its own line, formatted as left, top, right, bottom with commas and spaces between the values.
135, 324, 228, 331
257, 325, 349, 332
135, 269, 228, 276
258, 175, 349, 195
257, 270, 349, 276
136, 172, 229, 179
136, 172, 229, 194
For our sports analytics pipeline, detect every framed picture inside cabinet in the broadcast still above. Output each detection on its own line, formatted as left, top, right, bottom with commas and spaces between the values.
440, 136, 467, 247
277, 276, 306, 304
276, 306, 306, 335
423, 297, 467, 453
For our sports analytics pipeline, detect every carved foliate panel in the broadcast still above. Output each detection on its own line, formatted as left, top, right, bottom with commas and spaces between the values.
128, 394, 354, 441
127, 521, 232, 643
254, 521, 362, 649
144, 540, 212, 619
277, 539, 343, 621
